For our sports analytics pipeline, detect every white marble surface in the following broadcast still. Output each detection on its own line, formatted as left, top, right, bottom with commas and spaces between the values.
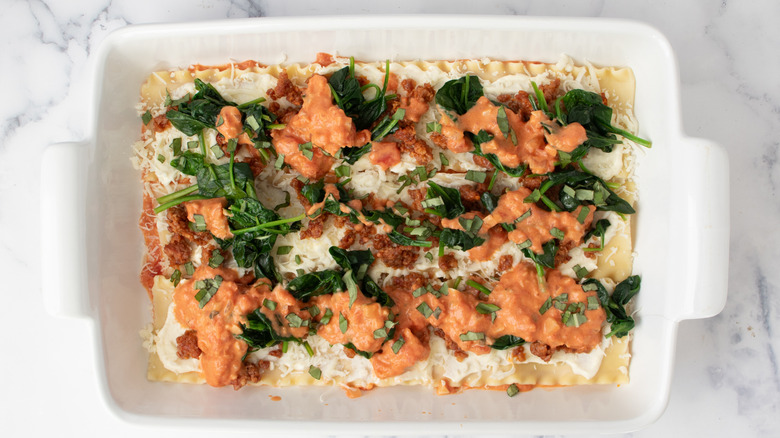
2, 0, 778, 436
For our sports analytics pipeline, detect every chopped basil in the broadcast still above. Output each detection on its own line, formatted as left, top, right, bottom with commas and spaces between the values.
187, 140, 199, 150
421, 197, 444, 209
439, 152, 449, 166
391, 338, 405, 354
192, 214, 207, 232
476, 302, 500, 314
393, 202, 408, 215
577, 207, 590, 224
184, 262, 194, 276
339, 313, 348, 333
142, 110, 152, 125
245, 115, 260, 131
308, 305, 320, 317
507, 383, 520, 397
170, 269, 182, 287
295, 255, 302, 265
208, 249, 224, 268
515, 209, 532, 223
427, 122, 443, 133
373, 328, 388, 339
274, 154, 285, 169
587, 296, 600, 310
170, 138, 182, 156
416, 302, 433, 318
226, 138, 237, 154
582, 282, 599, 292
308, 365, 322, 380
276, 246, 293, 255
465, 170, 487, 183
262, 299, 277, 311
539, 297, 552, 315
459, 331, 485, 342
565, 312, 588, 327
157, 154, 166, 163
286, 313, 307, 328
412, 287, 427, 298
335, 165, 351, 178
432, 306, 442, 319
299, 142, 314, 160
210, 144, 225, 159
320, 308, 333, 325
516, 239, 532, 250
344, 269, 358, 308
573, 264, 589, 279
575, 189, 594, 201
194, 276, 223, 308
550, 227, 565, 240
425, 252, 433, 261
496, 105, 510, 139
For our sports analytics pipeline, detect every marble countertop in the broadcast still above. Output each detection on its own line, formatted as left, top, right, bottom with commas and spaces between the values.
2, 0, 778, 436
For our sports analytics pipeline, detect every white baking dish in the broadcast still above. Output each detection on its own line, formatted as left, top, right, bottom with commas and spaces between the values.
40, 16, 729, 434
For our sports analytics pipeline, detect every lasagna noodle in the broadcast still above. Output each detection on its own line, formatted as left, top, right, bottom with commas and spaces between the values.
139, 57, 637, 389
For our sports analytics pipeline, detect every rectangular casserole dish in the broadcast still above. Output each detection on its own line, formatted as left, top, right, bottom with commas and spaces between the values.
40, 16, 729, 434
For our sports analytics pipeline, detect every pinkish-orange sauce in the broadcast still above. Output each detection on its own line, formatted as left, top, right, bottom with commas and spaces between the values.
185, 197, 232, 240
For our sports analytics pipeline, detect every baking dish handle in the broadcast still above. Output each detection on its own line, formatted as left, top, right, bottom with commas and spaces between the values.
41, 141, 91, 319
670, 137, 730, 321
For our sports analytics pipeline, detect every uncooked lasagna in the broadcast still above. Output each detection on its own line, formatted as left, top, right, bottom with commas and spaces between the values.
134, 54, 647, 395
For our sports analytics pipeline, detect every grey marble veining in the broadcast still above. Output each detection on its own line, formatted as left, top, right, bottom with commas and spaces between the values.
2, 0, 779, 437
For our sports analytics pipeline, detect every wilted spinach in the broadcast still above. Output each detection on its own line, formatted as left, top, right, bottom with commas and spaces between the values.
329, 247, 394, 307
424, 181, 465, 219
435, 75, 484, 116
166, 78, 236, 136
491, 334, 525, 350
583, 276, 640, 338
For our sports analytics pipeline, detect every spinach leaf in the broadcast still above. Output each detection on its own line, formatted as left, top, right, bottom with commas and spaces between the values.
612, 275, 641, 306
240, 100, 276, 144
562, 89, 651, 148
254, 252, 282, 286
328, 64, 364, 117
166, 78, 237, 136
435, 75, 484, 115
362, 209, 405, 228
362, 279, 395, 308
287, 270, 345, 302
521, 239, 559, 269
490, 334, 525, 350
471, 130, 528, 177
424, 181, 465, 219
226, 197, 301, 286
300, 180, 325, 205
340, 143, 373, 165
438, 228, 485, 252
328, 58, 393, 131
329, 247, 395, 307
388, 230, 433, 248
236, 309, 299, 349
329, 247, 374, 280
196, 162, 254, 200
542, 169, 635, 214
343, 342, 374, 359
583, 276, 640, 338
170, 151, 205, 176
583, 218, 611, 251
